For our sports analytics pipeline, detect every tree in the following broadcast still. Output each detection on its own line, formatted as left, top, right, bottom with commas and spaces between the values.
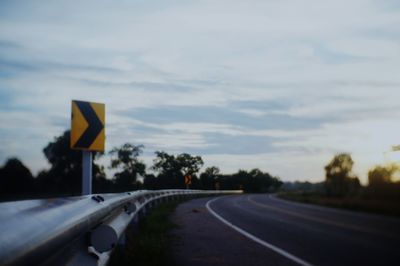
177, 153, 203, 176
215, 169, 282, 193
37, 130, 105, 195
200, 166, 220, 190
143, 173, 158, 190
204, 166, 220, 176
367, 164, 399, 198
230, 168, 282, 193
152, 151, 204, 189
324, 153, 360, 196
0, 158, 35, 200
109, 143, 146, 191
93, 171, 114, 193
368, 164, 397, 186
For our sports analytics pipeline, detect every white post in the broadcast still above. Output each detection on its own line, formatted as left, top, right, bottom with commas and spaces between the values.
82, 151, 92, 195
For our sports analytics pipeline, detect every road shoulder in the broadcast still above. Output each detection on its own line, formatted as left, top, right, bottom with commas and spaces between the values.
169, 196, 296, 266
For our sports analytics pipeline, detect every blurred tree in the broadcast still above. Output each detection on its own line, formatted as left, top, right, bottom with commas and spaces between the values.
152, 151, 203, 189
217, 169, 282, 193
143, 173, 158, 189
324, 153, 360, 196
176, 153, 203, 176
93, 171, 114, 193
368, 164, 397, 185
239, 169, 282, 193
0, 158, 35, 200
200, 166, 220, 190
281, 181, 325, 193
367, 164, 399, 198
109, 143, 146, 191
37, 130, 106, 196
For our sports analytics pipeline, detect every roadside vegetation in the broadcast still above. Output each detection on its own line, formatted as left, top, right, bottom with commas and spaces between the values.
0, 130, 282, 202
279, 153, 400, 217
2, 129, 399, 219
278, 191, 400, 217
0, 131, 282, 201
108, 200, 183, 266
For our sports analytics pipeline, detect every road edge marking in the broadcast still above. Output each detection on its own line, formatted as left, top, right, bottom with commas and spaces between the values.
206, 197, 314, 266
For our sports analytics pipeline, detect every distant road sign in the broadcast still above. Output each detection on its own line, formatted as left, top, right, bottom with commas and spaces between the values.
184, 175, 192, 185
71, 100, 105, 151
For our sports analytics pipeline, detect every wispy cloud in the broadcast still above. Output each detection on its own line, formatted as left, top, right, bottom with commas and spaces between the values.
0, 0, 399, 182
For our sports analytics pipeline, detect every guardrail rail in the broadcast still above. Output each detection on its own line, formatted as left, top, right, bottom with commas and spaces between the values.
0, 189, 241, 266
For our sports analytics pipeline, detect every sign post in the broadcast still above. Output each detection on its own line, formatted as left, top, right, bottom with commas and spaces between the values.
82, 151, 93, 195
70, 100, 105, 195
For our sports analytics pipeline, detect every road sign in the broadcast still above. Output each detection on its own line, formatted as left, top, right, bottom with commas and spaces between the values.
184, 175, 192, 185
71, 100, 105, 152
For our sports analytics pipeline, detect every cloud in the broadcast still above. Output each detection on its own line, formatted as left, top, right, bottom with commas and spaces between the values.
0, 0, 399, 183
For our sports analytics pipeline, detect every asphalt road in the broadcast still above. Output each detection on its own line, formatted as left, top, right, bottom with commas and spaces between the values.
171, 195, 400, 266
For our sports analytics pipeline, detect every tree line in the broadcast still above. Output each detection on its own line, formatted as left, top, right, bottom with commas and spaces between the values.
283, 153, 400, 199
0, 130, 282, 201
325, 153, 400, 199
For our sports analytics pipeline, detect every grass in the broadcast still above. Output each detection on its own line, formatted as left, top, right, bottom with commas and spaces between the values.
108, 199, 184, 266
277, 191, 400, 217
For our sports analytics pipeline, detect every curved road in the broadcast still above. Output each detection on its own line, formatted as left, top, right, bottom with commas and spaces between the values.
171, 194, 400, 266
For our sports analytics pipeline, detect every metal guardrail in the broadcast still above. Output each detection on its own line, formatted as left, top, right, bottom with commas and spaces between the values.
0, 189, 241, 266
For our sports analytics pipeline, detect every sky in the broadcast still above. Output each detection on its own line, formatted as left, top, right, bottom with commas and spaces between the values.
0, 0, 400, 183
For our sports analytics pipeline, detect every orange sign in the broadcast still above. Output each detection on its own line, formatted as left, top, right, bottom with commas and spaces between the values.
184, 175, 192, 185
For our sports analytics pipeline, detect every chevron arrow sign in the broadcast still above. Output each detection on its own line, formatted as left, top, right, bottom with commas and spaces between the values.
184, 175, 192, 185
70, 100, 105, 151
